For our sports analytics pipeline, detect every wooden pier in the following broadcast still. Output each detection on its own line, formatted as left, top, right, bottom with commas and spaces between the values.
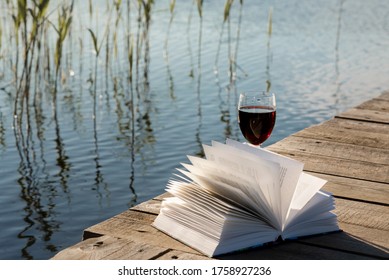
52, 91, 389, 260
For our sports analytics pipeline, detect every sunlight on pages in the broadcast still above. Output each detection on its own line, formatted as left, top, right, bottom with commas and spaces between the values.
153, 139, 339, 257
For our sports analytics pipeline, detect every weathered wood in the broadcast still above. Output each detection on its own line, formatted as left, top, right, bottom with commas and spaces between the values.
269, 136, 389, 165
377, 91, 389, 101
75, 194, 389, 259
130, 199, 162, 215
268, 147, 389, 184
335, 198, 389, 232
296, 229, 389, 259
155, 250, 212, 260
52, 92, 389, 260
310, 172, 389, 205
290, 118, 389, 149
354, 98, 389, 112
52, 236, 133, 260
219, 239, 378, 260
83, 212, 200, 254
51, 235, 213, 260
338, 108, 389, 124
336, 93, 389, 123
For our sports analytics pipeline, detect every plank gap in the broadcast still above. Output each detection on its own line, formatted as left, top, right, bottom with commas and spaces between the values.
303, 168, 389, 186
130, 208, 159, 216
83, 231, 104, 241
333, 195, 389, 207
335, 115, 389, 125
271, 138, 389, 166
149, 248, 173, 260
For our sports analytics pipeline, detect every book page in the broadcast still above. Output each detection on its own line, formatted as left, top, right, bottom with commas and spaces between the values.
203, 142, 282, 229
225, 139, 304, 226
284, 190, 336, 230
284, 172, 328, 224
154, 192, 280, 257
185, 156, 273, 218
153, 209, 280, 257
176, 167, 276, 226
166, 180, 262, 222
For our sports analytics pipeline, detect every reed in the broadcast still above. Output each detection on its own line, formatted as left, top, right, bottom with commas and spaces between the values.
0, 20, 3, 53
53, 2, 73, 79
11, 0, 51, 130
0, 0, 249, 97
196, 0, 203, 18
214, 0, 247, 84
265, 6, 273, 92
0, 1, 262, 258
164, 0, 176, 58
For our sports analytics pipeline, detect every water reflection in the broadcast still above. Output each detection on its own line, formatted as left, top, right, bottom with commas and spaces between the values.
266, 7, 273, 93
0, 113, 5, 148
13, 97, 63, 259
1, 0, 380, 261
163, 0, 176, 100
0, 0, 163, 258
0, 0, 248, 259
333, 0, 345, 113
187, 1, 196, 78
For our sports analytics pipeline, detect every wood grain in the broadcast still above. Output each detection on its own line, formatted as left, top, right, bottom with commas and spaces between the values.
309, 172, 389, 205
52, 91, 389, 260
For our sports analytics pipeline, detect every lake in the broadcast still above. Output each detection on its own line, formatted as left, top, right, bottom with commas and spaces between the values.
0, 0, 388, 259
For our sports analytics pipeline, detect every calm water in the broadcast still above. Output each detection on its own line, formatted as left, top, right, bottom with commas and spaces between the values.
0, 0, 388, 259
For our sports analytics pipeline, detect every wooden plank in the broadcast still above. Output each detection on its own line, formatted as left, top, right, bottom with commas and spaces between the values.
335, 198, 389, 232
338, 108, 389, 124
83, 212, 200, 255
155, 250, 212, 260
270, 136, 389, 165
354, 98, 389, 112
221, 198, 389, 259
268, 133, 389, 202
306, 117, 388, 134
219, 240, 377, 260
131, 199, 162, 215
296, 228, 389, 259
309, 172, 389, 205
268, 147, 389, 184
290, 118, 389, 149
310, 223, 389, 258
153, 192, 172, 201
52, 231, 381, 260
336, 94, 389, 123
52, 92, 389, 260
377, 91, 389, 101
51, 236, 133, 260
101, 240, 172, 260
80, 195, 389, 259
51, 235, 212, 260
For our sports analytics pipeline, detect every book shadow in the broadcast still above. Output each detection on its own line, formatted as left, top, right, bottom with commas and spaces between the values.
217, 231, 389, 260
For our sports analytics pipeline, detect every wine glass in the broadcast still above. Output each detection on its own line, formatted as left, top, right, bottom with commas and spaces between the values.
238, 91, 276, 146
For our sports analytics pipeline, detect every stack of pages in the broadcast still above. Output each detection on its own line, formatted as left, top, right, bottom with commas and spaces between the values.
153, 139, 339, 257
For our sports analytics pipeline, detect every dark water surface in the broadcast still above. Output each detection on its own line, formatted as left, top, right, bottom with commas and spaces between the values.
0, 0, 388, 259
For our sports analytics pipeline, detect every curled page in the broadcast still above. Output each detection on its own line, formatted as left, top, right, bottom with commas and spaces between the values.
225, 138, 304, 228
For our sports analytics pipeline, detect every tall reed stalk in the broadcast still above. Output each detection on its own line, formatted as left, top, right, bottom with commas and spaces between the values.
265, 6, 272, 92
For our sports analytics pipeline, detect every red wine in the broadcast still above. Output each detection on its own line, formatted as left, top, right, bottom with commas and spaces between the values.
238, 106, 276, 145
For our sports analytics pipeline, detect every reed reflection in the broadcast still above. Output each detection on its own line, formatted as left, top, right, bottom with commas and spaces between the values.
0, 113, 5, 149
265, 7, 273, 93
333, 0, 345, 113
214, 0, 246, 142
164, 2, 176, 101
194, 0, 204, 157
0, 0, 254, 260
13, 92, 63, 259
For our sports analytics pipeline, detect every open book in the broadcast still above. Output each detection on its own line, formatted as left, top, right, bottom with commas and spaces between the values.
153, 139, 339, 257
